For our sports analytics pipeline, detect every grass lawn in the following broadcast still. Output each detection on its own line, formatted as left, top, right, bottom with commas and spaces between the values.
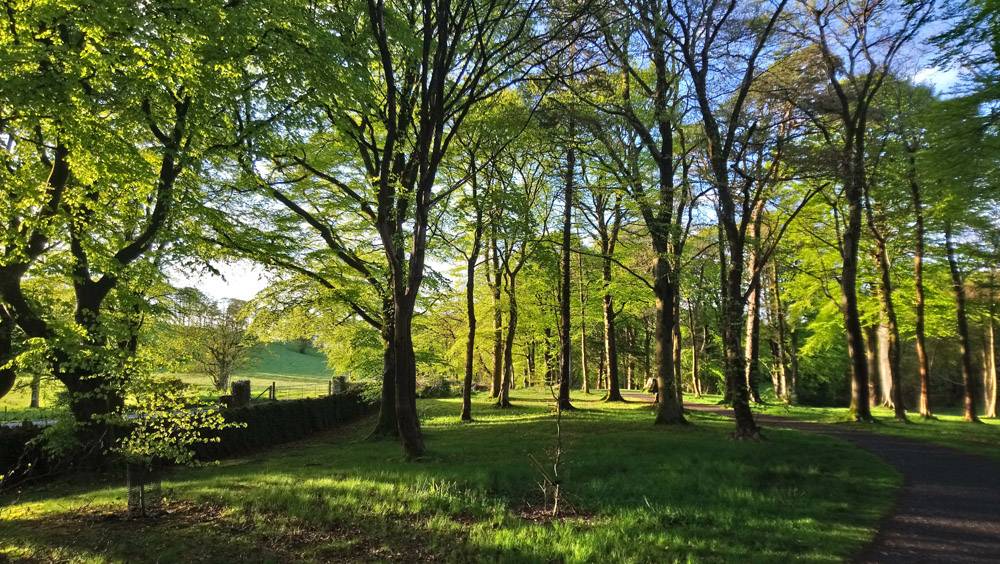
0, 343, 337, 424
688, 392, 1000, 464
1, 390, 899, 564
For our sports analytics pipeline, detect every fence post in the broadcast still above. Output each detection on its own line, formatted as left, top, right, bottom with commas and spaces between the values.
328, 380, 333, 396
270, 381, 276, 400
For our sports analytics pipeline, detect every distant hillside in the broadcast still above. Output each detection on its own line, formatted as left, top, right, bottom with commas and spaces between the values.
236, 342, 335, 380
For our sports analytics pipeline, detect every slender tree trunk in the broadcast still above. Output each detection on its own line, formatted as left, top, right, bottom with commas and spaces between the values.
907, 143, 933, 417
866, 193, 906, 419
497, 275, 517, 408
557, 140, 575, 410
945, 222, 980, 423
603, 294, 624, 401
688, 299, 702, 398
864, 324, 880, 408
876, 320, 893, 407
745, 201, 765, 403
489, 242, 503, 398
30, 372, 41, 408
673, 288, 684, 406
460, 177, 483, 421
579, 250, 589, 394
987, 294, 997, 418
769, 260, 793, 403
788, 326, 800, 403
717, 218, 733, 405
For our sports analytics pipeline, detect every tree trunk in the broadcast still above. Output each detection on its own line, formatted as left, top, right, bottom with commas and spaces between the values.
673, 288, 684, 406
489, 243, 503, 398
497, 274, 518, 408
744, 201, 765, 403
579, 243, 589, 394
945, 222, 980, 423
653, 255, 685, 423
876, 321, 892, 407
603, 293, 624, 401
908, 143, 932, 417
841, 141, 873, 421
393, 294, 426, 457
557, 142, 575, 411
866, 189, 906, 419
460, 185, 483, 421
687, 299, 702, 398
369, 302, 399, 440
0, 311, 15, 400
769, 260, 793, 403
30, 372, 41, 408
864, 324, 881, 408
987, 294, 997, 418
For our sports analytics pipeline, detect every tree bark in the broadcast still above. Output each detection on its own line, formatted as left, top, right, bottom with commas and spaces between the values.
579, 242, 589, 394
369, 300, 399, 439
945, 222, 980, 423
460, 173, 484, 421
673, 288, 684, 406
987, 288, 998, 418
557, 141, 575, 411
744, 201, 765, 403
864, 324, 881, 408
908, 146, 932, 417
496, 273, 518, 408
0, 310, 15, 400
488, 240, 503, 398
841, 137, 873, 422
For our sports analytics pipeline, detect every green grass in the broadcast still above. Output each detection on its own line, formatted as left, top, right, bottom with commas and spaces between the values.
1, 390, 899, 563
0, 343, 337, 423
689, 392, 1000, 464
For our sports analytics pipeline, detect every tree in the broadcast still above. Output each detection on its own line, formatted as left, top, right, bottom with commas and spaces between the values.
788, 0, 933, 421
0, 0, 280, 444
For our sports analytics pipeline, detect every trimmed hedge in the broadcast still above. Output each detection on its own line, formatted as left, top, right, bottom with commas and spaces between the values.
1, 391, 375, 488
195, 390, 376, 460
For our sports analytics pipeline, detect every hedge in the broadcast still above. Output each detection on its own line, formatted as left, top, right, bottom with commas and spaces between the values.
195, 389, 377, 460
0, 391, 376, 489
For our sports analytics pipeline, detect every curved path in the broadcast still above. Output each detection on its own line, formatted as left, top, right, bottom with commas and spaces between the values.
623, 393, 1000, 563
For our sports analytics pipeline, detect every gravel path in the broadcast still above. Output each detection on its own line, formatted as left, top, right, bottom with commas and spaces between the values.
622, 393, 1000, 563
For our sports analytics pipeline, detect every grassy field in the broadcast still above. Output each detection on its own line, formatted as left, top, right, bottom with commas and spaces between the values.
1, 390, 899, 564
689, 392, 1000, 464
0, 343, 338, 424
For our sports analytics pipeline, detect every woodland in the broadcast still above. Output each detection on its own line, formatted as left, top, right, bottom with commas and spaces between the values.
1, 0, 999, 560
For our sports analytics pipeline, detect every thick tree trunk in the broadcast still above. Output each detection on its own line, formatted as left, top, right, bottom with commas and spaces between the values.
841, 142, 873, 421
653, 256, 685, 424
393, 297, 426, 457
370, 303, 399, 439
0, 311, 15, 400
945, 222, 980, 423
